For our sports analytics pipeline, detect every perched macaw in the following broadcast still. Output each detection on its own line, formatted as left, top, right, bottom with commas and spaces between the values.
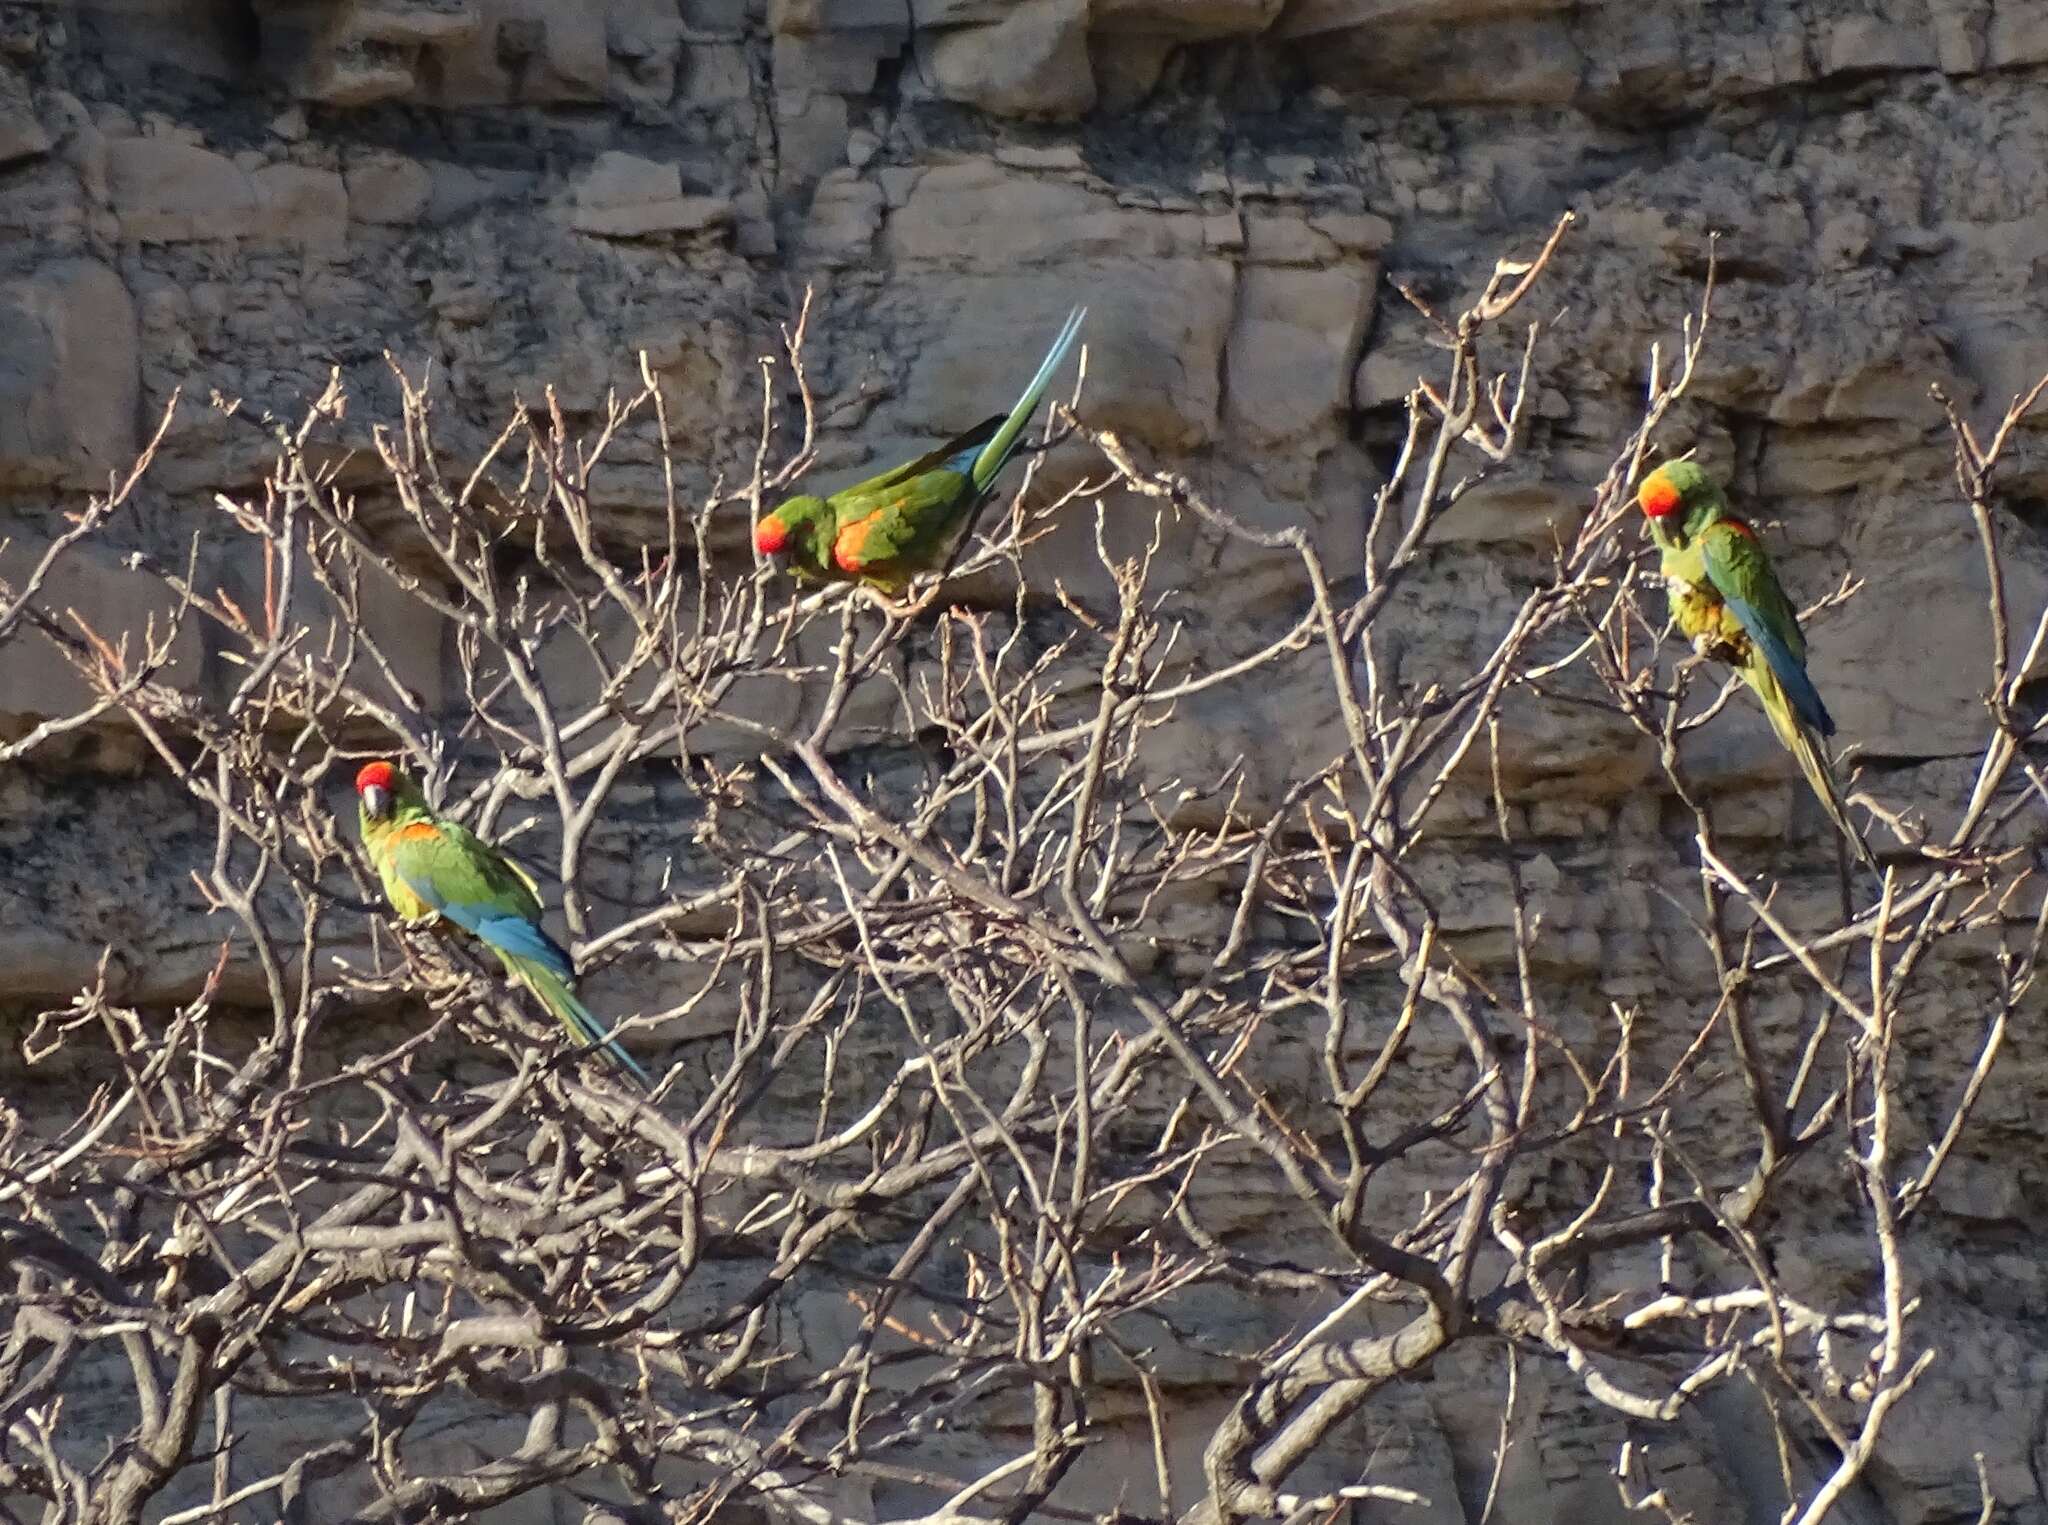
354, 760, 652, 1088
1637, 461, 1877, 869
755, 305, 1087, 596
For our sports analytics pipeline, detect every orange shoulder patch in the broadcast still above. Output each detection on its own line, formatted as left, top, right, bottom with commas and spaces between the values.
393, 821, 445, 844
1721, 518, 1759, 540
834, 513, 879, 574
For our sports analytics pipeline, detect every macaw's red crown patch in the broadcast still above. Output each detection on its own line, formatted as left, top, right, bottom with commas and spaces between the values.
356, 760, 398, 795
755, 516, 790, 555
1638, 474, 1683, 518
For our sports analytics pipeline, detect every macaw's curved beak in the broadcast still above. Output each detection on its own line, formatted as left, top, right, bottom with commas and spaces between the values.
361, 784, 391, 819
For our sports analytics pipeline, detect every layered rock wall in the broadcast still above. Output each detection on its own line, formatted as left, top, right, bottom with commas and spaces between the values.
3, 2, 2048, 1520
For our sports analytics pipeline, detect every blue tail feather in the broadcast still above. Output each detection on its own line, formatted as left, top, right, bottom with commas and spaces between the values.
505, 951, 654, 1090
442, 904, 651, 1088
969, 305, 1087, 491
544, 972, 655, 1090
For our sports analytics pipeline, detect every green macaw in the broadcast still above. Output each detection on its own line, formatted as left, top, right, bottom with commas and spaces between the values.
354, 759, 652, 1088
755, 306, 1087, 596
1637, 461, 1877, 869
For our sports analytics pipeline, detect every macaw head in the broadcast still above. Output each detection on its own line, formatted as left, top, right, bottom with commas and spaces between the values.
755, 494, 837, 576
1637, 460, 1722, 526
355, 759, 427, 825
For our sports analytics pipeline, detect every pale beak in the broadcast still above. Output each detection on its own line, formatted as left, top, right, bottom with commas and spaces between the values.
362, 784, 391, 819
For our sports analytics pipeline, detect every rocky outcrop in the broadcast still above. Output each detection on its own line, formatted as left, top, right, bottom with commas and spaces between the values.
3, 2, 2047, 1521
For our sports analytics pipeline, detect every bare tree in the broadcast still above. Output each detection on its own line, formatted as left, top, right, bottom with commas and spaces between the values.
0, 218, 2036, 1525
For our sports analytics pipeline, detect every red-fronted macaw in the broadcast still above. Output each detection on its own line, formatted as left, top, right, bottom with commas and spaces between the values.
755, 306, 1087, 596
1637, 461, 1877, 869
355, 760, 652, 1087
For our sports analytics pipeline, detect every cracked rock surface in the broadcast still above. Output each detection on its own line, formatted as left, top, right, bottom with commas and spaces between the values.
2, 3, 2047, 1520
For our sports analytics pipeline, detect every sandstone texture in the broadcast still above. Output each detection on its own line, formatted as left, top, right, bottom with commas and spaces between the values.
2, 2, 2047, 1522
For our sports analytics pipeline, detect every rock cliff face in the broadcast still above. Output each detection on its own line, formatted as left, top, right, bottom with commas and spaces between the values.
2, 2, 2047, 1522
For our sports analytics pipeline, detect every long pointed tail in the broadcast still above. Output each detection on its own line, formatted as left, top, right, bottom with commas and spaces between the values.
1786, 723, 1880, 871
1748, 665, 1879, 871
970, 305, 1087, 494
502, 953, 653, 1090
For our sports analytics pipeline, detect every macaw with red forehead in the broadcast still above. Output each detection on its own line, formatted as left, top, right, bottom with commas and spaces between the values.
354, 760, 652, 1088
755, 306, 1086, 597
1636, 461, 1877, 869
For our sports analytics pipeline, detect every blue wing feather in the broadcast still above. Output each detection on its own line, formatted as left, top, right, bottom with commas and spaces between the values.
467, 911, 577, 981
396, 864, 578, 980
1718, 591, 1836, 738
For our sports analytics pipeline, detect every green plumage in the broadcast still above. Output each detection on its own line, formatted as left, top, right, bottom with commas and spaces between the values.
356, 763, 652, 1087
753, 491, 843, 584
756, 307, 1086, 596
1638, 462, 1877, 869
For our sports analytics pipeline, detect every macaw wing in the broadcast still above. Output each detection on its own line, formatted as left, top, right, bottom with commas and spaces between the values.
385, 821, 542, 916
384, 821, 576, 973
833, 468, 978, 576
492, 844, 545, 902
825, 416, 1006, 505
1699, 519, 1834, 737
